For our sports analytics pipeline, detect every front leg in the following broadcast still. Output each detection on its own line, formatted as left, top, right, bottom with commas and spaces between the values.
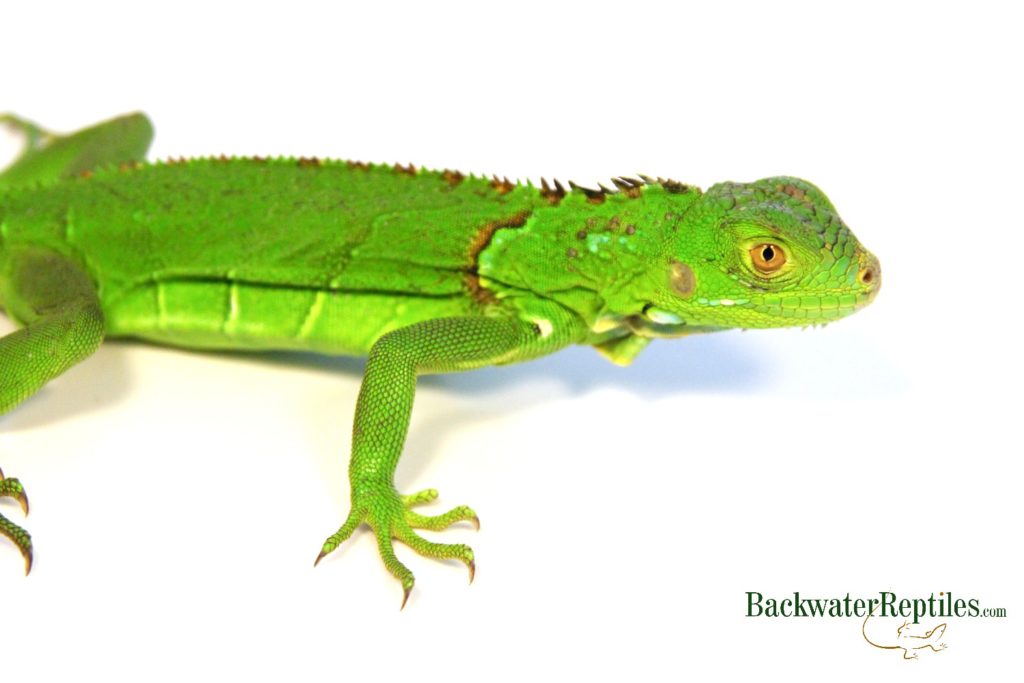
315, 304, 583, 607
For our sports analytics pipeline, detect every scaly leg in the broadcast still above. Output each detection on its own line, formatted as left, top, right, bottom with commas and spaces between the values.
0, 248, 105, 573
316, 304, 584, 607
0, 111, 153, 190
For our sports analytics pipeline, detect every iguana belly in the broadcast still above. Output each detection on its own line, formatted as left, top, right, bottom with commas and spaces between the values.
103, 278, 479, 355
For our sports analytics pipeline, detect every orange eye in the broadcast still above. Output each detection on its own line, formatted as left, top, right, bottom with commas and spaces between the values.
750, 243, 786, 273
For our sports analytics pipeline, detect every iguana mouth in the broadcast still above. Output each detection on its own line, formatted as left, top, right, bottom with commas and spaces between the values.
635, 279, 877, 330
626, 313, 723, 338
739, 291, 874, 324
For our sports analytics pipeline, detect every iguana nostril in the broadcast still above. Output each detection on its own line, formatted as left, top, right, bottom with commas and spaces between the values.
857, 255, 881, 299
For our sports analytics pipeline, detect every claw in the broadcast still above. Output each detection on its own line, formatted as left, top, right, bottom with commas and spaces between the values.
468, 559, 476, 584
0, 467, 32, 574
0, 471, 29, 515
315, 508, 362, 568
470, 515, 480, 531
0, 513, 32, 576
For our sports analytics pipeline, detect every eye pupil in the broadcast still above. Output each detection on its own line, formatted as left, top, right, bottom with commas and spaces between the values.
762, 245, 775, 262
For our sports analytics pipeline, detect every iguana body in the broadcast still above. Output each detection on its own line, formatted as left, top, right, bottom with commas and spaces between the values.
0, 113, 879, 605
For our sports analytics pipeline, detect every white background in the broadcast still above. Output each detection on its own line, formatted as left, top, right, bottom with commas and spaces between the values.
1, 1, 1020, 680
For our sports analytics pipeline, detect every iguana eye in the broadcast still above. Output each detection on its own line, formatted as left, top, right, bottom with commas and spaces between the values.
750, 243, 786, 273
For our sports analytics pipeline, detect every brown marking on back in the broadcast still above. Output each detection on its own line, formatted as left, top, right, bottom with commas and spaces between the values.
298, 156, 321, 168
540, 178, 567, 205
118, 160, 142, 172
467, 210, 531, 264
465, 210, 533, 304
347, 160, 370, 171
79, 170, 93, 179
490, 175, 515, 195
251, 155, 267, 164
465, 273, 498, 305
442, 169, 465, 187
394, 162, 417, 176
217, 154, 230, 163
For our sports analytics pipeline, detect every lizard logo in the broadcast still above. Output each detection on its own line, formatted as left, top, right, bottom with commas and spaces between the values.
862, 609, 948, 660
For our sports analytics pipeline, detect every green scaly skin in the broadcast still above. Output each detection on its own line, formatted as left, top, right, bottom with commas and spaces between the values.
0, 113, 879, 605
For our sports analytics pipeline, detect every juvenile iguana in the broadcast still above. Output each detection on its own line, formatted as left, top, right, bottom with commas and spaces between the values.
0, 113, 880, 606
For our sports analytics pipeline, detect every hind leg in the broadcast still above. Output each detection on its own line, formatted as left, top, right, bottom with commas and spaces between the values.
0, 111, 153, 189
0, 248, 106, 573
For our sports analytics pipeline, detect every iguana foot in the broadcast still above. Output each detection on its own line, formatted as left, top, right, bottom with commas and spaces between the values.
0, 467, 32, 575
315, 483, 478, 608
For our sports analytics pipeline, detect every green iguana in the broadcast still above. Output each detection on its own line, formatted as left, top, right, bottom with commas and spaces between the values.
0, 112, 880, 606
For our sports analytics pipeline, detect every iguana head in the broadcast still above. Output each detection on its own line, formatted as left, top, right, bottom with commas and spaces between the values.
636, 176, 879, 333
